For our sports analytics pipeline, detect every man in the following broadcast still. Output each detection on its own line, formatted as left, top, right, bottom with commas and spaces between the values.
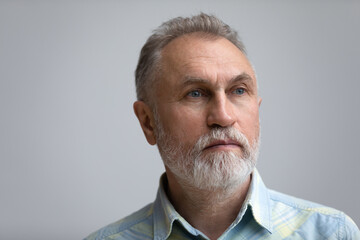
85, 13, 359, 240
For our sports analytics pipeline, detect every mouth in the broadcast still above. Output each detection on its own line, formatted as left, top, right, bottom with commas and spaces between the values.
204, 139, 241, 151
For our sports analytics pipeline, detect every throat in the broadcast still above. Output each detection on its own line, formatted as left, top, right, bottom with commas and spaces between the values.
165, 171, 252, 239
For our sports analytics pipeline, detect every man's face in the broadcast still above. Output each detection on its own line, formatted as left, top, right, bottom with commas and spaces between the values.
151, 34, 261, 190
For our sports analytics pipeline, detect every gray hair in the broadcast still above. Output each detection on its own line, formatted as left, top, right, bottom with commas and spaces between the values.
135, 13, 247, 104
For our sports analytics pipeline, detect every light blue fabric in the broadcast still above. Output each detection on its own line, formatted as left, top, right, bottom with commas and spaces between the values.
84, 169, 360, 240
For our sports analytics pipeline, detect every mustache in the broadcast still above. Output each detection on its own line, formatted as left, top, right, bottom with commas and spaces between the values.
191, 127, 251, 157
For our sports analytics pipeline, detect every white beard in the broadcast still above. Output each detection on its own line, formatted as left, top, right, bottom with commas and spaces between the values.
155, 121, 260, 193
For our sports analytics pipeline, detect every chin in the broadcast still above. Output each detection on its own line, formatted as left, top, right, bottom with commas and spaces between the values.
173, 150, 256, 193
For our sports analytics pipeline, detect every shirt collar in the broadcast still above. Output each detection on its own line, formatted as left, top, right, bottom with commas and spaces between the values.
245, 168, 273, 233
153, 174, 172, 240
153, 169, 273, 239
153, 174, 202, 240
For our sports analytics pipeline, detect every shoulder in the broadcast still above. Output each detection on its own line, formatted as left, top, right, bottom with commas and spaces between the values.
83, 203, 154, 240
268, 189, 360, 239
268, 189, 340, 214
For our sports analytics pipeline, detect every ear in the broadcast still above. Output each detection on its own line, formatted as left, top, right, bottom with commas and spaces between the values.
133, 101, 157, 145
258, 97, 262, 107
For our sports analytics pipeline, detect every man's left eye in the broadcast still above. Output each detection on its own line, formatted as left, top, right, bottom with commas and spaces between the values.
233, 88, 245, 95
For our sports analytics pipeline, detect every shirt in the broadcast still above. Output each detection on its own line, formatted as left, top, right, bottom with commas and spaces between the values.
84, 169, 360, 239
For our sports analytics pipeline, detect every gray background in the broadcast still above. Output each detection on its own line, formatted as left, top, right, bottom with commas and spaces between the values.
1, 1, 359, 239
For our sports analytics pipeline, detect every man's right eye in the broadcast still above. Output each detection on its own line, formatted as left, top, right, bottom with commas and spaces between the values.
187, 90, 202, 98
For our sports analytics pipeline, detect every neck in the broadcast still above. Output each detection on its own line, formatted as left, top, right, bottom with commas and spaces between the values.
165, 169, 252, 240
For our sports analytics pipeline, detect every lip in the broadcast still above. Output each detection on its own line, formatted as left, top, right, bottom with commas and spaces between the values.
204, 140, 241, 150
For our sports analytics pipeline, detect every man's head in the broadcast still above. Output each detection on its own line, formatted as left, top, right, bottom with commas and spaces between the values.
134, 13, 261, 192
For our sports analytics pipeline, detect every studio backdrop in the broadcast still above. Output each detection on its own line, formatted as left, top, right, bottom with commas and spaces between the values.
0, 1, 359, 239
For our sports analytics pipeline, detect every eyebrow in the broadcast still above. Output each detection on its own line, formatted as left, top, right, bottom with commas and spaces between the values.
229, 73, 253, 85
181, 73, 254, 86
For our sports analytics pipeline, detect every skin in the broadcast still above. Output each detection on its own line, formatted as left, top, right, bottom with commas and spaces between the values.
134, 33, 262, 240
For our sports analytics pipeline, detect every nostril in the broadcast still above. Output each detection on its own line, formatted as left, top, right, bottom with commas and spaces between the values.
209, 123, 224, 129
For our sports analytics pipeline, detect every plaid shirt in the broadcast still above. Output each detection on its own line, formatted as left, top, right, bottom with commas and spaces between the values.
85, 169, 360, 239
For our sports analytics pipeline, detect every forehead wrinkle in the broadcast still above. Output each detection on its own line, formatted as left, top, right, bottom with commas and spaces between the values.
180, 56, 242, 69
180, 73, 254, 87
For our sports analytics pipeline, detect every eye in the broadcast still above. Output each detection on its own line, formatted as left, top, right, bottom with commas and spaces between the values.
233, 88, 245, 95
187, 90, 203, 98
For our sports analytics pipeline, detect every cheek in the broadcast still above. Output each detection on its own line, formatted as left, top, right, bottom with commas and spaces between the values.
165, 107, 206, 139
235, 103, 260, 140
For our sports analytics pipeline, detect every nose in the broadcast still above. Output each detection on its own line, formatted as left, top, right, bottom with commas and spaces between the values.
206, 93, 235, 128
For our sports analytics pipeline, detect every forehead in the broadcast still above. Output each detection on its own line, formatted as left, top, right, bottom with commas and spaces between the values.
159, 34, 256, 86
